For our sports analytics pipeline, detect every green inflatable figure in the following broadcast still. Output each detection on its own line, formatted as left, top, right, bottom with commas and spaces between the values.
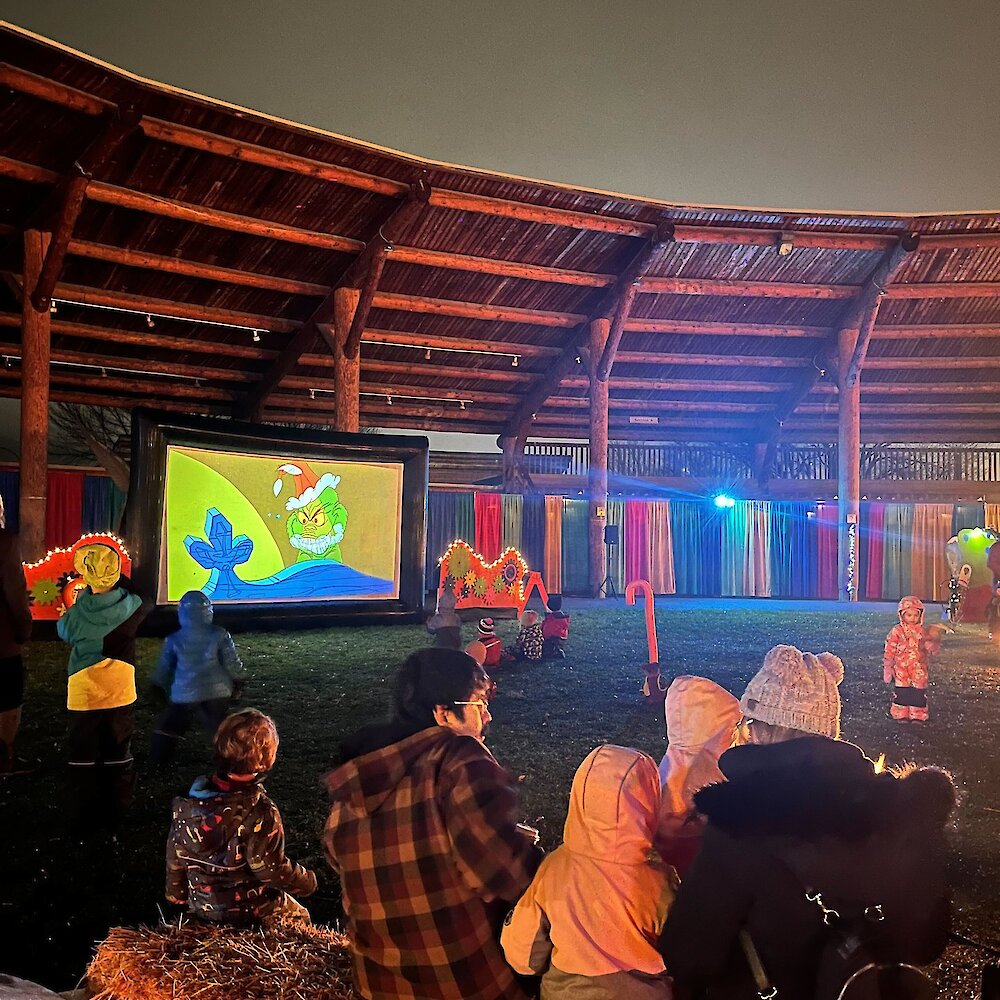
273, 462, 349, 563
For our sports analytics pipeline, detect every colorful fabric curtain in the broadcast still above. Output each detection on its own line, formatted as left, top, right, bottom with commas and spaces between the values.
426, 491, 457, 590
647, 500, 675, 594
909, 504, 953, 602
501, 494, 523, 553
670, 501, 721, 596
543, 496, 562, 592
606, 499, 626, 596
985, 504, 1000, 532
560, 499, 590, 595
719, 502, 748, 596
815, 503, 838, 599
861, 502, 885, 600
882, 504, 914, 600
474, 492, 502, 562
0, 470, 19, 533
454, 492, 475, 548
770, 502, 816, 598
953, 503, 985, 535
744, 500, 772, 597
625, 500, 649, 585
45, 471, 84, 550
82, 475, 116, 533
521, 494, 546, 580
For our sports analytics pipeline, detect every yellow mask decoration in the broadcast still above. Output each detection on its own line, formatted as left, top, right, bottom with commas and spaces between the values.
73, 544, 122, 593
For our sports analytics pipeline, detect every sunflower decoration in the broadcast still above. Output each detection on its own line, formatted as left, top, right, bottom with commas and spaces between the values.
473, 577, 489, 599
464, 570, 477, 588
492, 574, 506, 594
30, 579, 60, 605
447, 545, 472, 581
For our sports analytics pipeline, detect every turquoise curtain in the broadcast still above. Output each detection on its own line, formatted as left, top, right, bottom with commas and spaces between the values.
606, 499, 626, 596
426, 491, 457, 591
502, 494, 523, 552
454, 492, 475, 546
719, 502, 749, 596
769, 502, 816, 597
953, 503, 985, 534
670, 501, 721, 596
521, 494, 546, 579
560, 499, 591, 595
882, 504, 914, 599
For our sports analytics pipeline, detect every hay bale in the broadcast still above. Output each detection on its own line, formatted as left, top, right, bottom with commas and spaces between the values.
87, 920, 356, 1000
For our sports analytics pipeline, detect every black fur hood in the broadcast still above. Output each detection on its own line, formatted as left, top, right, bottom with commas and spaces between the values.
694, 736, 955, 841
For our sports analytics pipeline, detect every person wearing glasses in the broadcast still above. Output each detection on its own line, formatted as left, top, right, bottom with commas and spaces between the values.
324, 647, 541, 1000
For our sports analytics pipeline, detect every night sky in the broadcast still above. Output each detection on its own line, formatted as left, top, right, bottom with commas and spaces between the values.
2, 1, 998, 215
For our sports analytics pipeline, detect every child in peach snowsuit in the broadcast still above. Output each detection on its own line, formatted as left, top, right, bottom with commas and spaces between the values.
654, 676, 741, 876
502, 745, 676, 1000
883, 596, 936, 722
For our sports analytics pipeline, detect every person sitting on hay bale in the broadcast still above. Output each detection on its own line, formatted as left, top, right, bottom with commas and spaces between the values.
324, 648, 541, 1000
166, 708, 317, 925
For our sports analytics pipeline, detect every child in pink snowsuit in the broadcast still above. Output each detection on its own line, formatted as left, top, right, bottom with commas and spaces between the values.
883, 596, 937, 722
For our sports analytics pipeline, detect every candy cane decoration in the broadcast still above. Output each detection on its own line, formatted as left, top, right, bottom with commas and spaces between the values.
626, 579, 658, 664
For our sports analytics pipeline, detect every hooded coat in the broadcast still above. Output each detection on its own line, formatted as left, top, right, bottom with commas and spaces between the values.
501, 745, 676, 1000
166, 773, 316, 923
324, 725, 541, 1000
655, 678, 741, 875
658, 737, 954, 1000
153, 592, 245, 704
56, 584, 149, 711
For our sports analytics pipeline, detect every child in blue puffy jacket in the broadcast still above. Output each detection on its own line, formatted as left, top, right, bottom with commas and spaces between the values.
150, 591, 246, 766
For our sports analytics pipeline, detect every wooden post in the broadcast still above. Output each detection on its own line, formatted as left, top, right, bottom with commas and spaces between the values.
837, 327, 861, 601
332, 286, 361, 432
588, 318, 610, 597
18, 230, 51, 560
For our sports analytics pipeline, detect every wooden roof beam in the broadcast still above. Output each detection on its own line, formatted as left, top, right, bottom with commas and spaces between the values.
240, 180, 432, 418
761, 237, 920, 434
595, 222, 675, 380
30, 106, 141, 312
2, 67, 999, 253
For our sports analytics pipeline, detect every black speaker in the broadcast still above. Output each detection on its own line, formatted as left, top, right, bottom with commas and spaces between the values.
603, 524, 619, 546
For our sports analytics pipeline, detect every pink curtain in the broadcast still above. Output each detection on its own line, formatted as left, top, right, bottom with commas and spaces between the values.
625, 500, 649, 584
544, 496, 562, 592
474, 492, 502, 563
45, 471, 84, 550
864, 503, 885, 600
816, 503, 838, 599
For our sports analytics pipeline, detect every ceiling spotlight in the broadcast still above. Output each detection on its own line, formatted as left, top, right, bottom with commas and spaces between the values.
49, 302, 58, 314
512, 355, 519, 368
777, 233, 794, 256
309, 388, 316, 400
424, 349, 431, 360
252, 330, 261, 343
386, 394, 393, 406
459, 400, 467, 410
713, 493, 736, 509
146, 313, 155, 329
100, 367, 108, 378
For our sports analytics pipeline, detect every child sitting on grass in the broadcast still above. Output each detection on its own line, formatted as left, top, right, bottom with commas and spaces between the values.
150, 590, 246, 766
509, 609, 544, 662
502, 745, 676, 1000
541, 595, 571, 660
426, 589, 463, 649
166, 709, 317, 925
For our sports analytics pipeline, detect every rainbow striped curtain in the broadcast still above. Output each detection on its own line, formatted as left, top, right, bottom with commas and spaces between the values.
647, 500, 675, 594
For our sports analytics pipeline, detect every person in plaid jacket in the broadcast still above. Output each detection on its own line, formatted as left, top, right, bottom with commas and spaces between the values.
324, 648, 541, 1000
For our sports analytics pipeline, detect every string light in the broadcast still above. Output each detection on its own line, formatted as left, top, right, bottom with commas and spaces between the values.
437, 539, 529, 608
22, 532, 131, 571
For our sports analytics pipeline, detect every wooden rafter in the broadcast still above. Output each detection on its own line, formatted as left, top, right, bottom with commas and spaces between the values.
30, 106, 141, 312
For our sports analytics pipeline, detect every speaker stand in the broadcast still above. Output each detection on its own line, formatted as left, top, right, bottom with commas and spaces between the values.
598, 543, 619, 599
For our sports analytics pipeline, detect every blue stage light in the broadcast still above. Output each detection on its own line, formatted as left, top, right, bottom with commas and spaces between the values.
714, 494, 736, 508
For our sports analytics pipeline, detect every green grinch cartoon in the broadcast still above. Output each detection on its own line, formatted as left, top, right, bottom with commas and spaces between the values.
273, 462, 349, 563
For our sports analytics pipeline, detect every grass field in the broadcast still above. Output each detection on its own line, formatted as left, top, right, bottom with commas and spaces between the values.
2, 601, 998, 995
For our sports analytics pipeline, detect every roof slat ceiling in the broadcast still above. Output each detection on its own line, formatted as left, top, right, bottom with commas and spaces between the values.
1, 24, 999, 445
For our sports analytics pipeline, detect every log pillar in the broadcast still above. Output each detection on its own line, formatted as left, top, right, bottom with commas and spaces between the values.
332, 286, 361, 432
18, 230, 51, 561
837, 327, 861, 601
588, 318, 610, 597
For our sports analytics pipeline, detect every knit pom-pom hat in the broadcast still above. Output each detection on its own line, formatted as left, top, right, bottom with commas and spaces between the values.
478, 618, 496, 637
740, 644, 844, 739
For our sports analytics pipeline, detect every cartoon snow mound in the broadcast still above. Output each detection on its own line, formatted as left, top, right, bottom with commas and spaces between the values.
273, 462, 348, 563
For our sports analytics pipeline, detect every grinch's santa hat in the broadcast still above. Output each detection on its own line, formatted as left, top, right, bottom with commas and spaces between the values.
273, 462, 341, 512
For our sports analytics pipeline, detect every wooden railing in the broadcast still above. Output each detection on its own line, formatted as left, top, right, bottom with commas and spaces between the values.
521, 442, 1000, 481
